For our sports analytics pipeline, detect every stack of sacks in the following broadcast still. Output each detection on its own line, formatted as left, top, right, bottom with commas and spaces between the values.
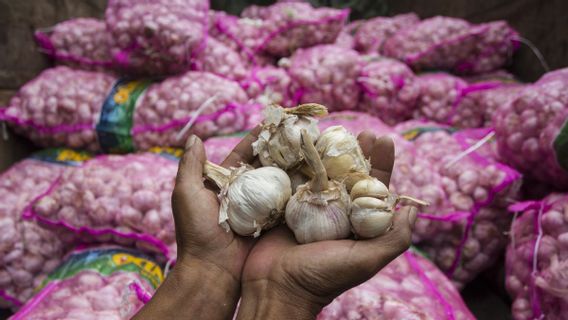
0, 149, 91, 308
0, 67, 250, 153
34, 18, 114, 71
26, 152, 178, 261
383, 16, 519, 74
506, 194, 568, 320
240, 66, 294, 107
358, 57, 421, 125
493, 68, 568, 189
318, 250, 475, 319
353, 13, 419, 54
10, 247, 162, 320
392, 122, 522, 287
287, 45, 362, 111
104, 0, 209, 75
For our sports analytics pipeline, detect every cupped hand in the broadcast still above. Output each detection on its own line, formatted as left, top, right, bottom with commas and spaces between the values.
236, 131, 418, 319
171, 128, 262, 279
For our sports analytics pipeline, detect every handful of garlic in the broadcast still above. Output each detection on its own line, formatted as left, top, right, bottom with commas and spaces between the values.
252, 103, 328, 170
203, 161, 292, 237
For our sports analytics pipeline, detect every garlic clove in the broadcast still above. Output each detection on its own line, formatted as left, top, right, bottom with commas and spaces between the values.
350, 206, 394, 239
352, 197, 390, 210
351, 178, 389, 200
288, 169, 309, 193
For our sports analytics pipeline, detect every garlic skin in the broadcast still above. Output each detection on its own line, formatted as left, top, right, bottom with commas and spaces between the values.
252, 104, 328, 170
288, 169, 310, 193
313, 126, 371, 189
285, 129, 351, 244
350, 196, 395, 239
204, 162, 292, 237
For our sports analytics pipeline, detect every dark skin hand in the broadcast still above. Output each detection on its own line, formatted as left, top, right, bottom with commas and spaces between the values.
134, 129, 416, 320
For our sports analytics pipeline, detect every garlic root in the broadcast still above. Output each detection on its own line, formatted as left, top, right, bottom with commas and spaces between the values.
285, 129, 351, 244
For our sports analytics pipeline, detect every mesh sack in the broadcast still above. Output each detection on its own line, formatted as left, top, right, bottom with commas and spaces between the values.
10, 247, 162, 320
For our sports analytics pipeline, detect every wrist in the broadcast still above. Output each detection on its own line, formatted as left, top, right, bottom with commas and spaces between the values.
236, 280, 323, 320
134, 256, 240, 319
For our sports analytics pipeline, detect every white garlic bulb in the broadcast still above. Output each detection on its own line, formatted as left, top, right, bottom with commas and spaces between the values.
285, 129, 351, 244
252, 103, 328, 170
349, 177, 428, 239
203, 161, 292, 237
305, 126, 371, 190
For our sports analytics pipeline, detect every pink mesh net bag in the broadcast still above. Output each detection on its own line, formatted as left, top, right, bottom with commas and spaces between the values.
1, 67, 250, 153
493, 69, 568, 189
383, 17, 519, 75
105, 0, 209, 75
392, 123, 522, 287
333, 21, 362, 50
317, 250, 475, 320
240, 66, 294, 107
190, 37, 250, 82
10, 247, 162, 320
358, 57, 421, 125
354, 13, 419, 54
204, 135, 244, 164
0, 149, 92, 308
288, 45, 362, 111
506, 194, 568, 320
413, 72, 468, 124
34, 18, 113, 71
25, 152, 179, 261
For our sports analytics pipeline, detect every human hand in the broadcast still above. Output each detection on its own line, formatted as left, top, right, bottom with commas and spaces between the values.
135, 128, 262, 320
236, 132, 418, 319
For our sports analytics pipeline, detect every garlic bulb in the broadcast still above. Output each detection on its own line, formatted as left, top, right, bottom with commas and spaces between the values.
285, 129, 351, 244
252, 103, 328, 170
350, 177, 428, 238
304, 126, 371, 190
203, 161, 292, 237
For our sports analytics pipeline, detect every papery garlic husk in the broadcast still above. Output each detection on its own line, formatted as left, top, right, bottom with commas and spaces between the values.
285, 129, 351, 244
288, 169, 310, 193
350, 195, 396, 239
203, 161, 292, 237
303, 126, 371, 190
252, 103, 328, 170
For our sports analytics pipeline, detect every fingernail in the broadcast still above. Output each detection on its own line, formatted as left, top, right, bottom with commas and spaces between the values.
408, 207, 418, 226
185, 135, 197, 150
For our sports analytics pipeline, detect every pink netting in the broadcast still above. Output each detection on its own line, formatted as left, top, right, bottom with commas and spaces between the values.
240, 66, 294, 107
354, 13, 419, 54
413, 72, 468, 124
204, 135, 243, 164
288, 45, 362, 111
333, 21, 362, 50
358, 57, 420, 125
26, 153, 178, 260
493, 68, 568, 189
1, 67, 250, 152
383, 17, 518, 75
190, 37, 250, 81
105, 0, 209, 75
506, 194, 568, 320
392, 123, 522, 287
34, 18, 113, 71
317, 250, 475, 319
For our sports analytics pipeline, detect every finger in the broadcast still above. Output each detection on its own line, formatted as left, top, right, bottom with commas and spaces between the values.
357, 130, 376, 159
369, 135, 395, 187
221, 126, 262, 168
350, 206, 416, 274
175, 134, 207, 194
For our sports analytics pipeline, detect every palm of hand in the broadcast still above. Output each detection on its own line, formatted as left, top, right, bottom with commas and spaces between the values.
241, 133, 414, 306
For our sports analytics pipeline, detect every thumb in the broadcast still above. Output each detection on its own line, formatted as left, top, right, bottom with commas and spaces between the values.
175, 135, 207, 192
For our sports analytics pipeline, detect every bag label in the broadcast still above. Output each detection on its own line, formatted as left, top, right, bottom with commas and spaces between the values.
30, 148, 92, 166
96, 79, 152, 153
401, 126, 456, 141
41, 247, 163, 290
554, 119, 568, 172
